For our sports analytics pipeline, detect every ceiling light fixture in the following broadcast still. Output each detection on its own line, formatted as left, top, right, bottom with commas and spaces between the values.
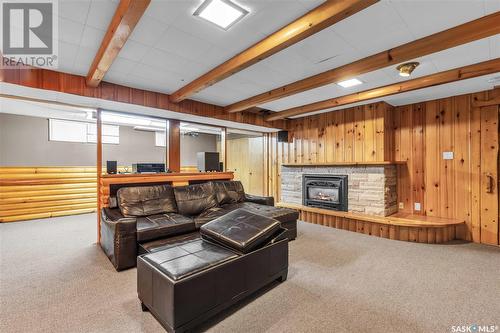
194, 0, 249, 30
337, 78, 363, 88
397, 62, 419, 77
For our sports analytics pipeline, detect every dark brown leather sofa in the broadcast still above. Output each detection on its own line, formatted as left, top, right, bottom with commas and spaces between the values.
101, 181, 298, 271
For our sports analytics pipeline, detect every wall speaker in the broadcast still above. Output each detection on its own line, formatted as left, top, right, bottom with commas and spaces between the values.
106, 161, 117, 174
277, 130, 288, 143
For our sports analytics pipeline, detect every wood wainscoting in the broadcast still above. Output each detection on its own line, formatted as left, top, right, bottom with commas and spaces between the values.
0, 165, 203, 222
266, 88, 499, 245
280, 203, 464, 244
0, 167, 97, 222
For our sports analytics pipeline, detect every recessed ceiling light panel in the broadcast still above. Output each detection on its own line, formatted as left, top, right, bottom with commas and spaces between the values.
194, 0, 249, 30
337, 78, 363, 88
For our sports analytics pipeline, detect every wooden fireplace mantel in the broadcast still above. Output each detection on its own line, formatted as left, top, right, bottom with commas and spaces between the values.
281, 161, 407, 167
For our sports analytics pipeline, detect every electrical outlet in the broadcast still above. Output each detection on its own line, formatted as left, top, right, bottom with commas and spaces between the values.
442, 151, 454, 160
414, 202, 421, 211
399, 202, 404, 209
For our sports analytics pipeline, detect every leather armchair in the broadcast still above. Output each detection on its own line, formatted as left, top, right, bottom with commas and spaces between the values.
100, 208, 138, 271
244, 194, 274, 206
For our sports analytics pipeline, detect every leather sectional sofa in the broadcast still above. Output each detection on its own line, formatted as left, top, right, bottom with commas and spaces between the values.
100, 180, 298, 271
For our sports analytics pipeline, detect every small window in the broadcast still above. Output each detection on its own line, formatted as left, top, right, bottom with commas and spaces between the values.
155, 131, 166, 147
49, 119, 119, 144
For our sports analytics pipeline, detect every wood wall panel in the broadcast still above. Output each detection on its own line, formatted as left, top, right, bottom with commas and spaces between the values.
0, 66, 288, 130
267, 89, 499, 245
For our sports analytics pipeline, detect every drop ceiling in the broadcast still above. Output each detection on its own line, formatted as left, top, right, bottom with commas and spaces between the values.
40, 0, 500, 116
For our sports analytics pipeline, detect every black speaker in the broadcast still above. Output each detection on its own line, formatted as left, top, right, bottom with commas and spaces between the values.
106, 160, 117, 174
219, 162, 224, 172
277, 130, 288, 143
197, 152, 220, 172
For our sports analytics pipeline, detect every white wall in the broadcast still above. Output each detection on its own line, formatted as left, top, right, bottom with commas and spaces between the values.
0, 114, 217, 167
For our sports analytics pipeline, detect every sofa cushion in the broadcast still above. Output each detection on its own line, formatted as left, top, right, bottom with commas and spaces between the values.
194, 207, 227, 228
213, 181, 245, 204
221, 202, 299, 224
174, 182, 218, 216
136, 213, 196, 242
200, 208, 281, 253
117, 185, 177, 217
138, 231, 201, 255
142, 239, 238, 281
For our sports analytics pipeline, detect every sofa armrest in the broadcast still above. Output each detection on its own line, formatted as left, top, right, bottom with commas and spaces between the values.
244, 194, 275, 206
100, 208, 138, 271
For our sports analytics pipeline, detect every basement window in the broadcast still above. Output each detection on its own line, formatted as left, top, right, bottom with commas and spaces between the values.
49, 119, 119, 144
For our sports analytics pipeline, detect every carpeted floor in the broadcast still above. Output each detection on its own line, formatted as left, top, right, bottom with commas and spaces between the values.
1, 213, 499, 333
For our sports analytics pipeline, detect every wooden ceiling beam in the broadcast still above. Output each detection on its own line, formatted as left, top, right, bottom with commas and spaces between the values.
86, 0, 151, 87
227, 11, 500, 113
169, 0, 378, 103
265, 58, 500, 121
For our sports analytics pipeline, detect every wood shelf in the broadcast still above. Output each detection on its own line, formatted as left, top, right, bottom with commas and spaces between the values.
281, 161, 407, 167
278, 203, 465, 244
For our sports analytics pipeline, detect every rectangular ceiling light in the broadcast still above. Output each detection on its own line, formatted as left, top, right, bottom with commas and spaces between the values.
337, 78, 363, 88
194, 0, 249, 30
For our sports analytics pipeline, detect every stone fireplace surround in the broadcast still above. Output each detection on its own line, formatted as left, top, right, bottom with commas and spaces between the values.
281, 165, 398, 216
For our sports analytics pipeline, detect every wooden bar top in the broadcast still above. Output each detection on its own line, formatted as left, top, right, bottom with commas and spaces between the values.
100, 171, 234, 185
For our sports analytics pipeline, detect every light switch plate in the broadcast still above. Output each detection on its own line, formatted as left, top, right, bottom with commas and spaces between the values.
414, 202, 421, 211
399, 202, 404, 209
443, 151, 454, 160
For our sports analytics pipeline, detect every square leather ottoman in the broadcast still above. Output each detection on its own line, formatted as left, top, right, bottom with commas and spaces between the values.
200, 208, 281, 253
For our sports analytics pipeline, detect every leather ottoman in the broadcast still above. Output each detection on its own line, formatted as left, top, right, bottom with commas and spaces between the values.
137, 210, 289, 333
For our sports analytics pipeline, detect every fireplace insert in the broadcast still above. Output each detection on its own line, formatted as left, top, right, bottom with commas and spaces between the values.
303, 174, 348, 211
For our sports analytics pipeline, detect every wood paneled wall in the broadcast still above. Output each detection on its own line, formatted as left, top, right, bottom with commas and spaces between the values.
0, 166, 201, 222
394, 89, 499, 244
266, 89, 499, 245
0, 167, 97, 222
265, 101, 394, 201
0, 66, 288, 130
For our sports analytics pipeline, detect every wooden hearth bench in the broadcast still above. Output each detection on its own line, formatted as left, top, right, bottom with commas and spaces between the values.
277, 203, 465, 244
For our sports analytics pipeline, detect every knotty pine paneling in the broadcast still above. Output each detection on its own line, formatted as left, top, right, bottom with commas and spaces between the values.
267, 89, 499, 245
0, 66, 288, 130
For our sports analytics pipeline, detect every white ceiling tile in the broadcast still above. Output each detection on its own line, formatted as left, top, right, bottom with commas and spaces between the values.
72, 46, 97, 75
129, 16, 169, 46
145, 0, 196, 26
59, 0, 91, 24
390, 0, 486, 39
489, 34, 500, 58
119, 40, 150, 62
154, 27, 214, 62
429, 39, 492, 72
56, 41, 80, 72
249, 1, 310, 36
79, 25, 106, 50
109, 57, 138, 75
296, 0, 326, 11
484, 0, 500, 13
333, 1, 414, 55
86, 0, 119, 30
59, 17, 85, 44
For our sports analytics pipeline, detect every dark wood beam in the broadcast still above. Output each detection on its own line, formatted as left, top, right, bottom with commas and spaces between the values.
169, 0, 378, 103
86, 0, 151, 87
265, 58, 500, 121
227, 11, 500, 113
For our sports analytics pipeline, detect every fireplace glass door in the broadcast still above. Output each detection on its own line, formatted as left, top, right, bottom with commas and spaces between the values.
307, 186, 340, 203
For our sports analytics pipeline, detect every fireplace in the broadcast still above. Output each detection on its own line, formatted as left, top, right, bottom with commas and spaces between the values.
303, 174, 348, 211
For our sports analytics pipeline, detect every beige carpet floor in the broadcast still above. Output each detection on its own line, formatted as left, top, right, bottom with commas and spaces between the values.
1, 213, 499, 333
